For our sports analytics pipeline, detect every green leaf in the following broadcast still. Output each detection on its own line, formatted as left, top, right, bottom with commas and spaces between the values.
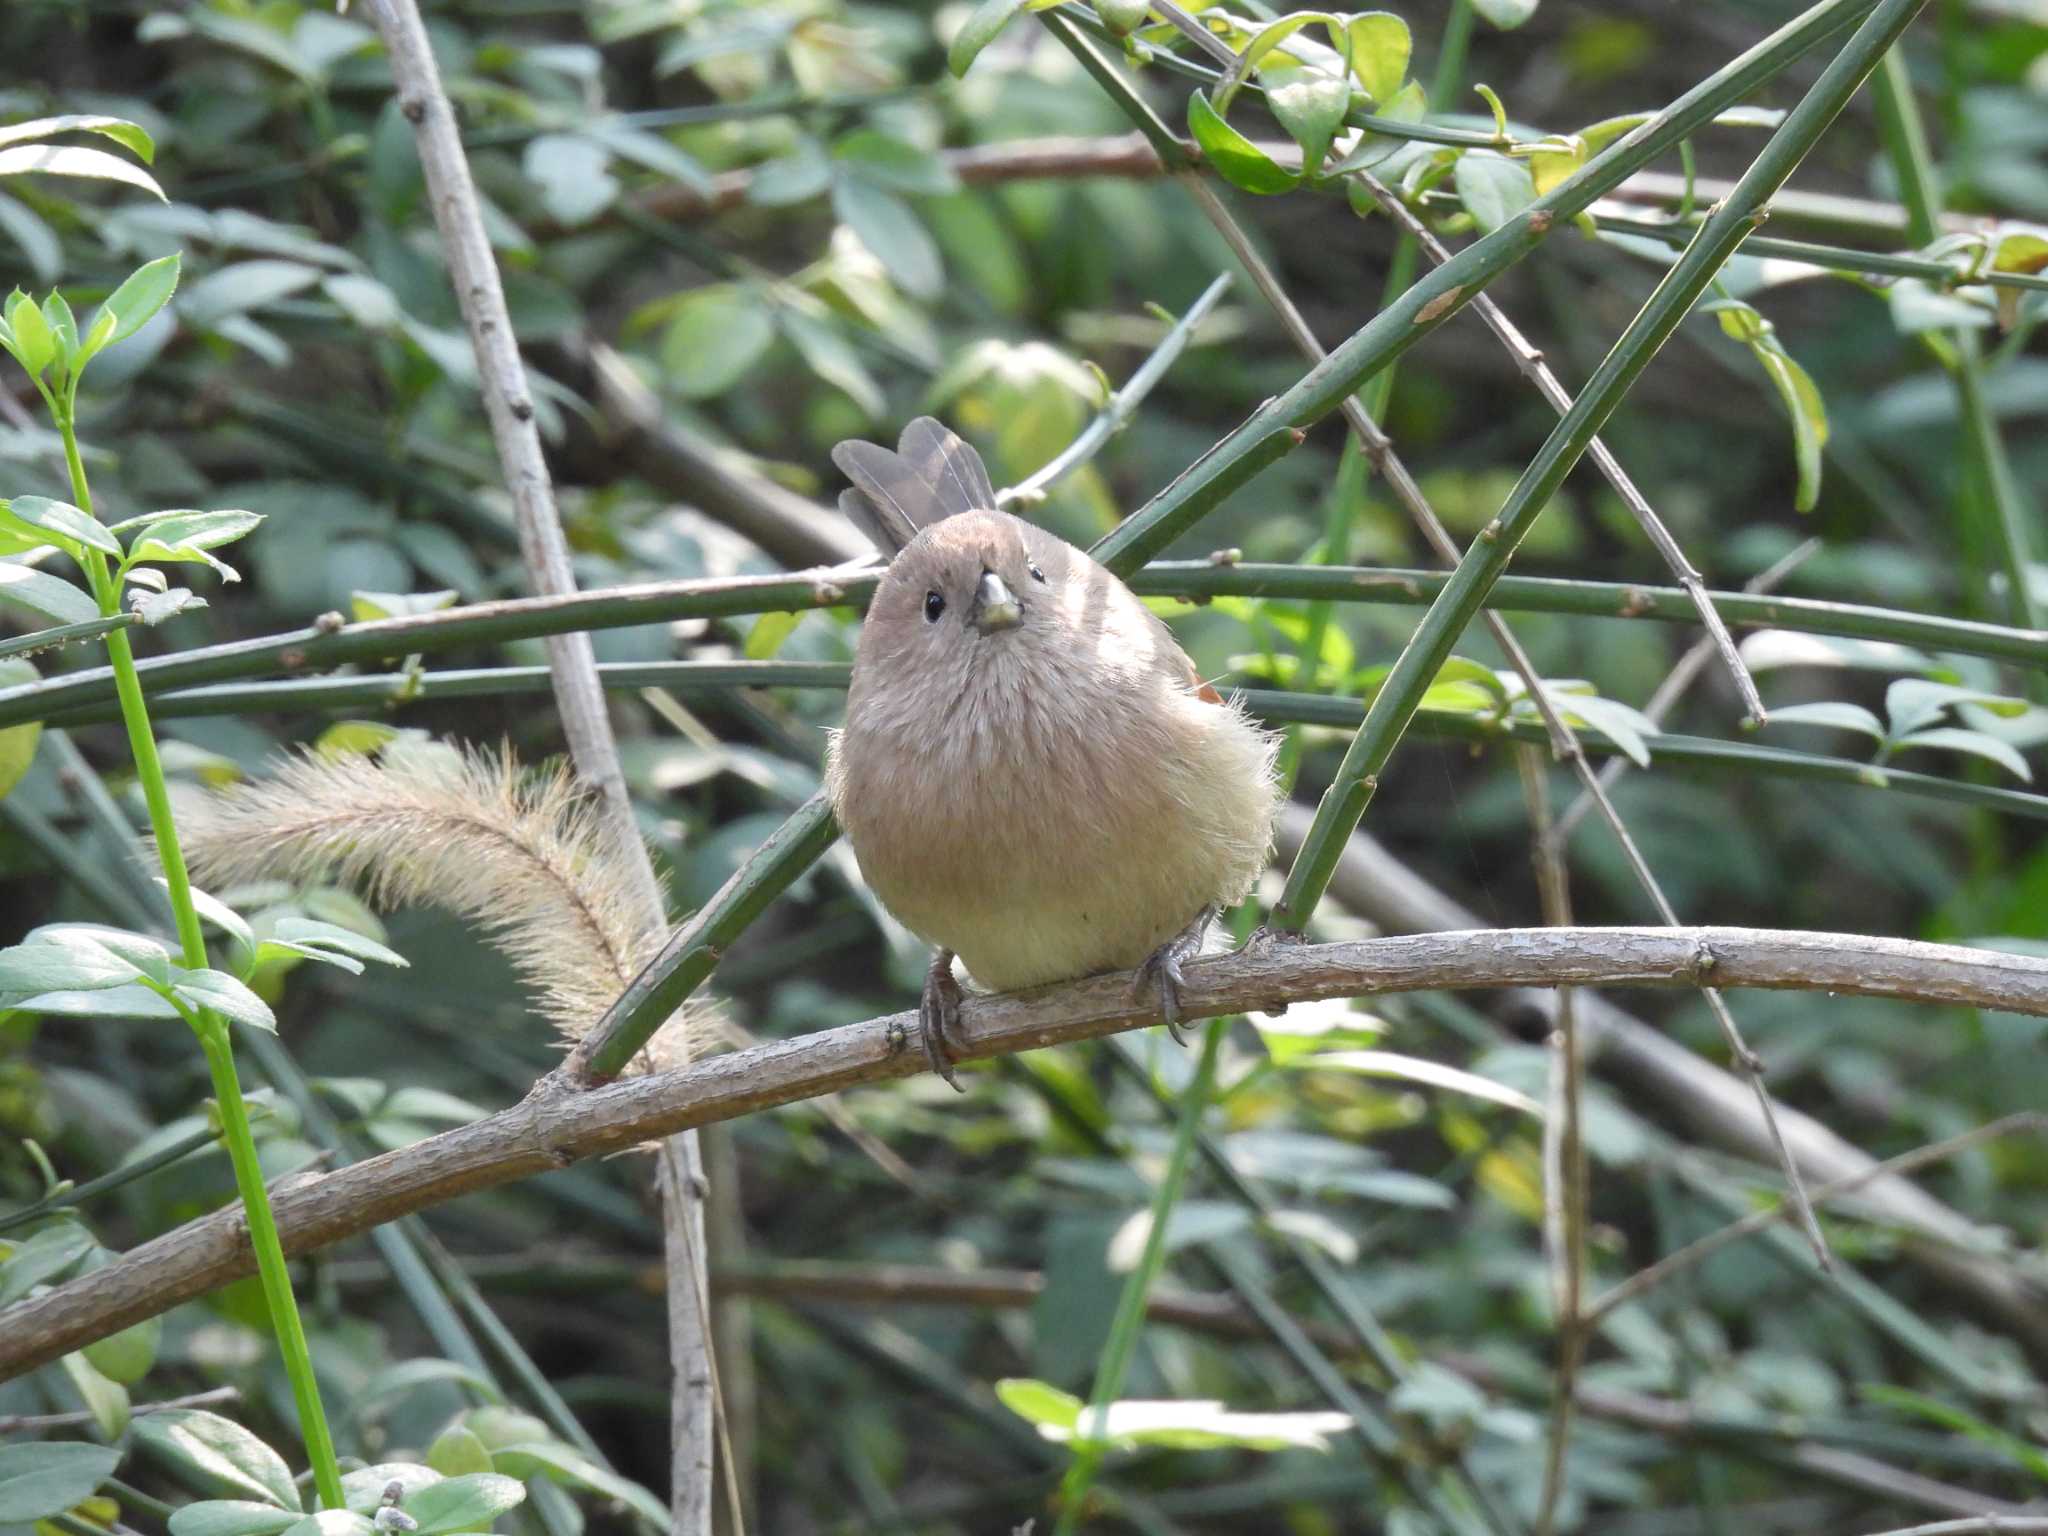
832, 131, 960, 196
42, 291, 79, 364
266, 917, 409, 970
1453, 152, 1535, 234
0, 655, 40, 799
134, 1409, 303, 1509
357, 1358, 505, 1419
13, 982, 183, 1020
1344, 12, 1410, 105
1892, 727, 2034, 783
0, 1222, 96, 1303
349, 589, 456, 620
1040, 1397, 1354, 1451
1091, 0, 1150, 35
171, 968, 279, 1033
167, 1500, 301, 1536
182, 884, 257, 952
276, 1513, 374, 1536
0, 142, 165, 199
781, 310, 884, 419
1885, 678, 2027, 738
1762, 701, 1886, 740
61, 1347, 131, 1437
0, 1441, 121, 1521
0, 932, 142, 992
132, 587, 207, 625
1991, 223, 2048, 276
404, 1474, 527, 1536
744, 609, 801, 660
522, 134, 619, 227
3, 495, 123, 558
123, 510, 265, 577
82, 1303, 162, 1386
1187, 91, 1297, 195
948, 0, 1030, 75
1267, 71, 1352, 176
425, 1429, 493, 1478
338, 1465, 440, 1511
1106, 1201, 1251, 1270
1551, 690, 1658, 768
831, 175, 944, 297
7, 289, 55, 377
996, 1377, 1083, 1430
1887, 277, 1995, 335
179, 261, 324, 329
88, 254, 181, 350
0, 114, 154, 162
660, 285, 776, 399
491, 1443, 666, 1527
748, 137, 831, 207
1468, 0, 1538, 26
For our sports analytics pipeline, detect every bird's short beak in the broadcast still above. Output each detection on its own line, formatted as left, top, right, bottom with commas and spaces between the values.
971, 569, 1022, 633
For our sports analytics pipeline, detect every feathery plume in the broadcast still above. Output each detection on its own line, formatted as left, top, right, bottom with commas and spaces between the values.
179, 741, 709, 1071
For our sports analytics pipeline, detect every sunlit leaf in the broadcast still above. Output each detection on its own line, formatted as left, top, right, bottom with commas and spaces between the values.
1188, 91, 1297, 195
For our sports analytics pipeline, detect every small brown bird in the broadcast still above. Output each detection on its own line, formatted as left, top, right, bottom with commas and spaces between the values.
825, 418, 1281, 1087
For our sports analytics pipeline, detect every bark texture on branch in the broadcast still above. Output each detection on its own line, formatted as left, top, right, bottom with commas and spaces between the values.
3, 925, 2045, 1381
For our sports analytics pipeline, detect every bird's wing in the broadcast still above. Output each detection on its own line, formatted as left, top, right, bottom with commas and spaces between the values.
832, 417, 996, 557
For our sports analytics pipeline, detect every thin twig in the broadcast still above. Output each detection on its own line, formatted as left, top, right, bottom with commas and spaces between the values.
362, 2, 717, 1526
1555, 538, 1820, 842
0, 1385, 239, 1433
1000, 271, 1234, 505
1358, 171, 1769, 725
4, 922, 2045, 1382
1588, 1112, 2048, 1326
1518, 748, 1586, 1536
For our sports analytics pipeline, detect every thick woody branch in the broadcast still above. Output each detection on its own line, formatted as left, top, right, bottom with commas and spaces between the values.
4, 925, 2046, 1381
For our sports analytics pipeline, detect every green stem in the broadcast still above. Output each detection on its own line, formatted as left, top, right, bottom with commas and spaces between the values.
1872, 49, 2042, 635
52, 401, 344, 1511
1052, 1018, 1228, 1536
1274, 0, 1933, 931
196, 1024, 345, 1507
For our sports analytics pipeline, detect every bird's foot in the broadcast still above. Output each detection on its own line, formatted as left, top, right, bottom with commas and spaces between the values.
920, 950, 967, 1092
1136, 905, 1218, 1046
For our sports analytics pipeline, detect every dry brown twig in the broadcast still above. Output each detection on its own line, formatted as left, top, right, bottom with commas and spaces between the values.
359, 1, 721, 1525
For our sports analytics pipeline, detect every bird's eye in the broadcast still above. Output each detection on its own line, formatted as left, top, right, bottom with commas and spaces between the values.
923, 590, 946, 623
1027, 560, 1046, 584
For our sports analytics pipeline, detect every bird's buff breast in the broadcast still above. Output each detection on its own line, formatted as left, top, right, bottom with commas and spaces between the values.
828, 671, 1277, 994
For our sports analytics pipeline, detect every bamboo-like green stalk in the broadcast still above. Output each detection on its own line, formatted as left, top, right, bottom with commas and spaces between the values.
1590, 212, 2048, 294
571, 791, 840, 1080
1051, 1018, 1228, 1536
1870, 51, 2043, 635
42, 389, 345, 1509
1275, 0, 1934, 931
0, 611, 136, 662
13, 560, 2045, 731
1088, 0, 1887, 578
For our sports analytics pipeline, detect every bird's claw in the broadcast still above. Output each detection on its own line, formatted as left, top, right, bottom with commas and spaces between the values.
920, 950, 967, 1092
1137, 906, 1217, 1047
